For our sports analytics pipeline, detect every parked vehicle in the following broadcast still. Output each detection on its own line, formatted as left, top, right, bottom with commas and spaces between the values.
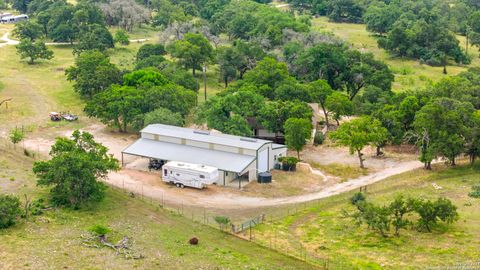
1, 14, 28, 24
50, 112, 61, 121
148, 159, 165, 171
61, 113, 78, 121
162, 161, 219, 189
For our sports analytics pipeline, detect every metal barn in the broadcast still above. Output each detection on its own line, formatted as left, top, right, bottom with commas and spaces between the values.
121, 124, 287, 187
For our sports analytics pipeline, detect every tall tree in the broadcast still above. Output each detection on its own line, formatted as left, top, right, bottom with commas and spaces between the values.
168, 33, 214, 76
325, 92, 353, 126
284, 118, 312, 158
308, 80, 333, 127
16, 39, 54, 64
330, 116, 388, 168
65, 50, 121, 99
33, 131, 119, 208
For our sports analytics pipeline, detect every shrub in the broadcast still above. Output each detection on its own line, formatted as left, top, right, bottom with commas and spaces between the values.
278, 156, 299, 171
350, 192, 366, 206
89, 224, 111, 236
314, 132, 325, 145
214, 216, 230, 230
468, 185, 480, 198
0, 195, 21, 229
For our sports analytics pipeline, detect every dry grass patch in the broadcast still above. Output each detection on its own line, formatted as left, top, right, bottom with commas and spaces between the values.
310, 162, 370, 182
240, 169, 333, 198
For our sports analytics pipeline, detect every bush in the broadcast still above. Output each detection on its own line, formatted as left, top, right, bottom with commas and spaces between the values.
278, 156, 299, 171
214, 216, 230, 230
89, 224, 111, 236
314, 132, 325, 145
0, 195, 21, 229
468, 185, 480, 198
30, 198, 46, 216
136, 44, 166, 61
350, 192, 366, 206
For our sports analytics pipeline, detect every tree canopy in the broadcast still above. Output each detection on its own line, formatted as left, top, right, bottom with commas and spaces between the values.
33, 131, 119, 208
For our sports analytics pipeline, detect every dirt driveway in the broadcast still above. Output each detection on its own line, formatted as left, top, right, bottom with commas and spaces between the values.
21, 124, 424, 210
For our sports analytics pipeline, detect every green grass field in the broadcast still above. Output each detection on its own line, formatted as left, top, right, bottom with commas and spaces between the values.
312, 17, 479, 92
253, 162, 480, 269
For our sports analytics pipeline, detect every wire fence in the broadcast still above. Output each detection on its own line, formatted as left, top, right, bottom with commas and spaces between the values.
2, 136, 357, 269
112, 176, 369, 270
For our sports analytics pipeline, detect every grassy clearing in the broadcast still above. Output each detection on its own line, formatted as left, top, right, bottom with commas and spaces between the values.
310, 162, 370, 182
253, 162, 480, 269
0, 141, 317, 270
240, 169, 330, 198
312, 17, 480, 92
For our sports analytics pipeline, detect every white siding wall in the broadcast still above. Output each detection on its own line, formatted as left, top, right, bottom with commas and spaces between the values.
141, 132, 155, 140
185, 140, 210, 149
158, 135, 182, 144
271, 147, 287, 167
213, 144, 240, 154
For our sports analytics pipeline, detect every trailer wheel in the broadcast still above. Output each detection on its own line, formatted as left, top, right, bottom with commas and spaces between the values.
175, 183, 184, 188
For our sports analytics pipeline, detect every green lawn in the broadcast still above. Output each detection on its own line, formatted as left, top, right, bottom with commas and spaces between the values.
312, 17, 479, 92
253, 162, 480, 269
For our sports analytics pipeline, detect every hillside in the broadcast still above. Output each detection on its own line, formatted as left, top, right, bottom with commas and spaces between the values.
0, 145, 316, 270
253, 162, 480, 269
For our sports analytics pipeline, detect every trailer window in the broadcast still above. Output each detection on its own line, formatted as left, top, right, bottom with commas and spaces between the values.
163, 169, 167, 176
199, 175, 205, 179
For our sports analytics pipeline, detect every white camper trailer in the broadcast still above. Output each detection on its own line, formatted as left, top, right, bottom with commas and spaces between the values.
162, 161, 219, 189
1, 14, 28, 23
0, 13, 13, 20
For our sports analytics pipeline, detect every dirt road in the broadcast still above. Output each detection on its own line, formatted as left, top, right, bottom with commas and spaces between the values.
21, 125, 425, 209
0, 31, 149, 47
106, 159, 425, 209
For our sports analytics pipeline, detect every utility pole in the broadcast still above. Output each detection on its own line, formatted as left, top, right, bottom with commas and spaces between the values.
203, 65, 207, 101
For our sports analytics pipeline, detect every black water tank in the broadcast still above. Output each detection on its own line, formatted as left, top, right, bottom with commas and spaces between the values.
257, 172, 272, 184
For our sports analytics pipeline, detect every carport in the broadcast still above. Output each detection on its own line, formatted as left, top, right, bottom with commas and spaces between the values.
121, 138, 256, 188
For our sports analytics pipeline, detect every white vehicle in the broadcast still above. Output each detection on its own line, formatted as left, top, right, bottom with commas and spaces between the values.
1, 14, 28, 24
162, 161, 219, 189
0, 13, 13, 20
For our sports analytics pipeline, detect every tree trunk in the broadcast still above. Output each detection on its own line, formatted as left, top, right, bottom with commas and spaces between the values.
424, 161, 432, 170
443, 58, 447, 75
321, 104, 329, 128
466, 32, 469, 55
335, 118, 340, 126
224, 77, 228, 88
297, 150, 300, 160
376, 146, 383, 156
357, 150, 364, 169
451, 156, 456, 166
192, 67, 196, 76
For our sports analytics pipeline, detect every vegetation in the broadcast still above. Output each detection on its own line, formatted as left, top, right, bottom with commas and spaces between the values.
33, 131, 119, 208
16, 39, 54, 64
351, 194, 458, 236
255, 163, 480, 269
0, 195, 21, 229
284, 118, 312, 158
330, 117, 388, 168
9, 128, 24, 149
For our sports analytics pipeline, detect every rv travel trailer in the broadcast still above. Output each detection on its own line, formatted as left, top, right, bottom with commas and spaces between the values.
1, 14, 28, 24
0, 13, 13, 20
162, 161, 219, 189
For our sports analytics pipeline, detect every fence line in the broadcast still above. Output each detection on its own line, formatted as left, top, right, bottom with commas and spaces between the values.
110, 179, 370, 269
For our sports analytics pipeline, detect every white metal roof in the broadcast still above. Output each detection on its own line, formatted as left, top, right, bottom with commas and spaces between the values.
141, 124, 272, 150
164, 161, 218, 174
122, 138, 256, 173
